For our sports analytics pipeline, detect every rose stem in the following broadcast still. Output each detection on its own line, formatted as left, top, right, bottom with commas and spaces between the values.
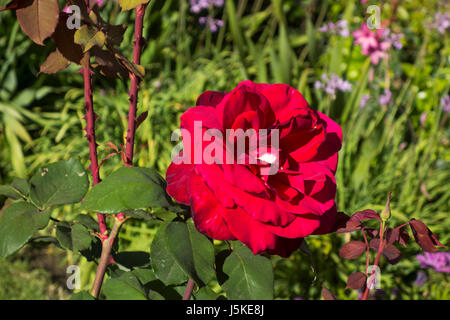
361, 221, 385, 300
182, 279, 195, 300
361, 229, 370, 277
124, 3, 148, 167
91, 216, 127, 298
81, 13, 107, 236
90, 3, 149, 298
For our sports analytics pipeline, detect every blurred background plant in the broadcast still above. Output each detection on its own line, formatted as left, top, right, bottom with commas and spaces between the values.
0, 0, 448, 299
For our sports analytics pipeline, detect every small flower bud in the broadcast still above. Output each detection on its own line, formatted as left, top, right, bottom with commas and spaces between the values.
381, 192, 392, 222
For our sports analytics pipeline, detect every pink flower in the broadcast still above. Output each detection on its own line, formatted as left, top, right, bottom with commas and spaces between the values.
352, 24, 393, 65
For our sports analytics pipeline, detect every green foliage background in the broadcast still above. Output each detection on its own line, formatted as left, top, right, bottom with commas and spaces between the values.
0, 0, 448, 299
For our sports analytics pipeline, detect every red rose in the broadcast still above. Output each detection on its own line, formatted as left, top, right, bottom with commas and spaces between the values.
166, 81, 342, 257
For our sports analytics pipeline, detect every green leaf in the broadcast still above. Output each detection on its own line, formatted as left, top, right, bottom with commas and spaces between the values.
71, 223, 93, 252
165, 219, 216, 286
74, 25, 106, 52
0, 201, 49, 258
122, 209, 156, 222
70, 291, 95, 300
102, 272, 147, 300
80, 237, 102, 262
11, 178, 29, 197
74, 214, 100, 232
80, 166, 172, 214
118, 0, 149, 11
221, 245, 274, 300
28, 236, 63, 249
193, 286, 222, 300
150, 221, 188, 285
55, 222, 93, 252
30, 159, 89, 209
0, 178, 29, 200
113, 251, 151, 271
0, 185, 22, 200
55, 221, 73, 250
132, 268, 157, 285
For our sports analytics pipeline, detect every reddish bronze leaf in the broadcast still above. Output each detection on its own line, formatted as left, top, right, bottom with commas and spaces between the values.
409, 219, 445, 252
105, 142, 119, 153
346, 272, 367, 290
398, 228, 410, 246
0, 0, 33, 11
52, 13, 86, 66
339, 241, 366, 260
369, 239, 402, 265
350, 209, 381, 223
385, 225, 410, 246
383, 244, 401, 264
16, 0, 59, 46
91, 46, 128, 79
135, 111, 148, 129
322, 286, 338, 300
109, 46, 145, 79
38, 49, 69, 74
336, 219, 362, 233
385, 227, 399, 245
364, 227, 378, 238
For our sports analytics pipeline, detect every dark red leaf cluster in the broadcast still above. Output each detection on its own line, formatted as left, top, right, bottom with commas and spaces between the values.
339, 241, 366, 260
322, 286, 338, 300
346, 272, 367, 290
409, 219, 446, 252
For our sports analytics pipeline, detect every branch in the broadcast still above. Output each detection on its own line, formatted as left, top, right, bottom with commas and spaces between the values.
90, 216, 127, 298
124, 3, 148, 167
82, 56, 108, 236
182, 279, 195, 300
362, 221, 385, 300
89, 3, 149, 298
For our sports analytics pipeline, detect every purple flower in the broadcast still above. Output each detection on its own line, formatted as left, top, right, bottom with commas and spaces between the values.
414, 271, 428, 287
360, 94, 370, 108
199, 16, 223, 32
431, 12, 450, 34
319, 20, 349, 37
315, 73, 352, 97
441, 94, 450, 113
416, 252, 450, 274
190, 0, 223, 13
314, 80, 324, 89
420, 112, 428, 127
379, 89, 392, 105
382, 28, 404, 50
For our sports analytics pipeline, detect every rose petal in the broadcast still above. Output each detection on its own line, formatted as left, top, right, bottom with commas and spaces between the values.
166, 160, 195, 205
218, 205, 280, 255
263, 214, 320, 239
196, 91, 226, 107
189, 174, 236, 240
258, 83, 309, 123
